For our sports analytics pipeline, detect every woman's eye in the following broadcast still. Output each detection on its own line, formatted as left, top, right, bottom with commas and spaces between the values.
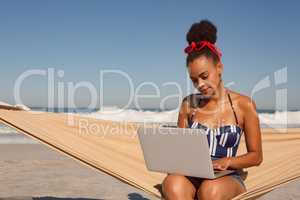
201, 75, 208, 79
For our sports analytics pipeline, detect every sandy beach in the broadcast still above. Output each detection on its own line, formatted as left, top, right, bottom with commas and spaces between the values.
0, 143, 156, 200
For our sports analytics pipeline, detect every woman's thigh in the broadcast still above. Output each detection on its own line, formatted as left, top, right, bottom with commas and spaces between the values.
197, 175, 246, 200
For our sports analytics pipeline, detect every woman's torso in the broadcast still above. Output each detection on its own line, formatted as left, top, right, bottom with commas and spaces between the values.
187, 91, 244, 158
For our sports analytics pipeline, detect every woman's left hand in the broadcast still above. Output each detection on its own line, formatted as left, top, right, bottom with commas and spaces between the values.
212, 157, 232, 171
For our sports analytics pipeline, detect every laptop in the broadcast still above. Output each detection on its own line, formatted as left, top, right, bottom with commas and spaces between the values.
137, 124, 234, 179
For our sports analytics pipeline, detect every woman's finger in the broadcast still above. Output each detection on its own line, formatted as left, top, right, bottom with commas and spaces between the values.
213, 164, 221, 169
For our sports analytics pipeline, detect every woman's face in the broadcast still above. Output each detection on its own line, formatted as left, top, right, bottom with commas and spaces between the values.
187, 55, 223, 98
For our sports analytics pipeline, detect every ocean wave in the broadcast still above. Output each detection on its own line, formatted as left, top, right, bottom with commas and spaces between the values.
259, 111, 300, 125
79, 108, 300, 127
80, 107, 179, 123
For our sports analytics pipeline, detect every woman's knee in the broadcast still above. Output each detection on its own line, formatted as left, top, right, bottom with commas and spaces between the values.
162, 174, 195, 200
197, 180, 225, 200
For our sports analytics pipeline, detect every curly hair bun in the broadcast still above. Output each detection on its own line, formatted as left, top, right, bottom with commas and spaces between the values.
186, 20, 217, 44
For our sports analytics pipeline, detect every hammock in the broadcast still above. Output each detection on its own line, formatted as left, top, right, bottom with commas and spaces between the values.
0, 110, 299, 200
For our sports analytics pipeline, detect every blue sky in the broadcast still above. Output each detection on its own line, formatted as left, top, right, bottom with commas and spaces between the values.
0, 0, 299, 110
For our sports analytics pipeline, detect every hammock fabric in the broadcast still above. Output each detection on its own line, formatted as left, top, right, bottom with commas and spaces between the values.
0, 110, 299, 200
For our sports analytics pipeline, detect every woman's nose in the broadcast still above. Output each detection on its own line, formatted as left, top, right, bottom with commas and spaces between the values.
197, 79, 205, 89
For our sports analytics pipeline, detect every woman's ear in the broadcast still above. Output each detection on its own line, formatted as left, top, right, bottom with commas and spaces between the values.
216, 61, 224, 75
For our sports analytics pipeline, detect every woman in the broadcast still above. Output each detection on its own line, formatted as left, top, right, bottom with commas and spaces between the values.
162, 20, 263, 200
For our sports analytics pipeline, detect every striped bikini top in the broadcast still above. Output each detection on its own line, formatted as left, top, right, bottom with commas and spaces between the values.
188, 93, 243, 158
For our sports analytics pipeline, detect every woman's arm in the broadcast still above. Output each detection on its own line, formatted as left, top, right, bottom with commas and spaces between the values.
228, 97, 263, 169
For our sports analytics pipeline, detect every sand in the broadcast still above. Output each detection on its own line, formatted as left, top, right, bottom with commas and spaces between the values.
257, 179, 300, 200
0, 143, 156, 200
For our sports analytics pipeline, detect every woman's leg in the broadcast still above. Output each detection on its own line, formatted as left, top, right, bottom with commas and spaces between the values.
162, 174, 200, 200
197, 175, 246, 200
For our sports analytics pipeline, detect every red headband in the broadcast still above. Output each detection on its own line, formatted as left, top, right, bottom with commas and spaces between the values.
184, 41, 222, 60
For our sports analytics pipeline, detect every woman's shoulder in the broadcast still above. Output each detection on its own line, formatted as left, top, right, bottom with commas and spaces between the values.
182, 93, 205, 109
181, 94, 195, 113
227, 89, 257, 113
180, 93, 204, 116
